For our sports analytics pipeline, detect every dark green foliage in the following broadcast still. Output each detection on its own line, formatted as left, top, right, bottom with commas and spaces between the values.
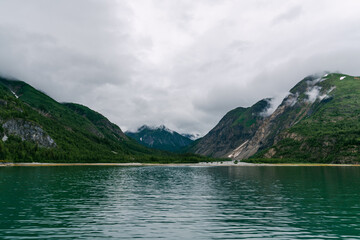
126, 125, 193, 152
232, 99, 269, 126
63, 102, 127, 141
256, 73, 360, 163
0, 77, 215, 163
191, 73, 359, 164
190, 99, 270, 157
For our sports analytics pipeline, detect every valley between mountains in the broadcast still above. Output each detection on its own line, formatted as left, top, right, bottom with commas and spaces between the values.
0, 73, 359, 164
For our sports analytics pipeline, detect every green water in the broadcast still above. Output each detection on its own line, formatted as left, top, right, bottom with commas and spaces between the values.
0, 166, 360, 239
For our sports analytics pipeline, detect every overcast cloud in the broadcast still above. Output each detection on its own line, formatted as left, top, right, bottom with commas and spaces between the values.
0, 0, 360, 135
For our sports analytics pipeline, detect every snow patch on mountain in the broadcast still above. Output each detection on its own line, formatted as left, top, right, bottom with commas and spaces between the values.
138, 124, 174, 134
328, 86, 336, 93
10, 90, 19, 99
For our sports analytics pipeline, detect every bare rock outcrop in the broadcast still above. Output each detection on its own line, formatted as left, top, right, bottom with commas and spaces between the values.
2, 119, 56, 148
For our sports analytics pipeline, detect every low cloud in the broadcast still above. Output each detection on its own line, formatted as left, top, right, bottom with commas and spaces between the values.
0, 0, 360, 135
272, 6, 303, 24
305, 86, 322, 103
258, 94, 288, 117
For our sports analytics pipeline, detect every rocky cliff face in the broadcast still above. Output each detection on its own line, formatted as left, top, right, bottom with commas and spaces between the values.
0, 77, 160, 163
191, 99, 270, 157
229, 94, 309, 159
254, 73, 360, 163
1, 119, 56, 148
126, 125, 193, 152
193, 73, 360, 163
226, 74, 338, 160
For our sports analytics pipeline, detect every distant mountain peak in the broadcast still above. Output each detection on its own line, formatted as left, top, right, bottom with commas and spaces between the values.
0, 76, 163, 163
126, 125, 193, 152
137, 124, 174, 134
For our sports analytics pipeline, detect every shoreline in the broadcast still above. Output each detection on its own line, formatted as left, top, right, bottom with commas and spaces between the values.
0, 162, 359, 167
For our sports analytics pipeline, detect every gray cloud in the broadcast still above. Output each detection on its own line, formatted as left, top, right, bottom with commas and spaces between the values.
272, 6, 303, 24
0, 0, 360, 136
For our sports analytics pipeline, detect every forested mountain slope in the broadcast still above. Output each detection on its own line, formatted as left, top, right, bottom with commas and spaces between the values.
191, 73, 360, 163
0, 77, 209, 163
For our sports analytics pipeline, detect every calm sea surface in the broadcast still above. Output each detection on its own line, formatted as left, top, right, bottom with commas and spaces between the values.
0, 166, 360, 239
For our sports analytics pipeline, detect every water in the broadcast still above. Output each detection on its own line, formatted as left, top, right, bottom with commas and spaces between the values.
0, 166, 360, 239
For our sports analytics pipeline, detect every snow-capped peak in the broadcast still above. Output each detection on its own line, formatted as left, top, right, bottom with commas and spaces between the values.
10, 90, 19, 99
137, 124, 174, 134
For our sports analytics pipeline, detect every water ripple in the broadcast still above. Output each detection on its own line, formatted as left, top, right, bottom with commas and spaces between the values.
0, 166, 360, 239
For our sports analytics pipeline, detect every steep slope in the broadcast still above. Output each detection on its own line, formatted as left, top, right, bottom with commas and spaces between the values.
0, 77, 212, 163
63, 103, 127, 141
193, 73, 360, 163
252, 73, 360, 163
0, 77, 155, 162
191, 99, 271, 157
126, 125, 193, 152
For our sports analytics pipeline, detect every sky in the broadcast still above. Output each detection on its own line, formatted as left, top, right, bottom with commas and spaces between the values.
0, 0, 360, 136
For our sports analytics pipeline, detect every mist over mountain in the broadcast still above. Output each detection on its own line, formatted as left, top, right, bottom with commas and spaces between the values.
1, 1, 360, 135
191, 73, 360, 163
126, 125, 193, 152
0, 77, 209, 163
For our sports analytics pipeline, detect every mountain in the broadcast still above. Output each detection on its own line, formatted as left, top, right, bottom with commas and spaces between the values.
191, 73, 360, 163
190, 99, 271, 157
126, 125, 193, 152
0, 77, 209, 163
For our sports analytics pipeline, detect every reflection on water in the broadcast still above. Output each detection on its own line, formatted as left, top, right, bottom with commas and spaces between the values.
0, 166, 360, 239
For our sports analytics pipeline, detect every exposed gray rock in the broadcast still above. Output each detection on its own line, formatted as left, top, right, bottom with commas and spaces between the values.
192, 99, 270, 158
196, 75, 333, 160
228, 104, 289, 159
2, 119, 56, 148
2, 134, 8, 142
228, 76, 327, 160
